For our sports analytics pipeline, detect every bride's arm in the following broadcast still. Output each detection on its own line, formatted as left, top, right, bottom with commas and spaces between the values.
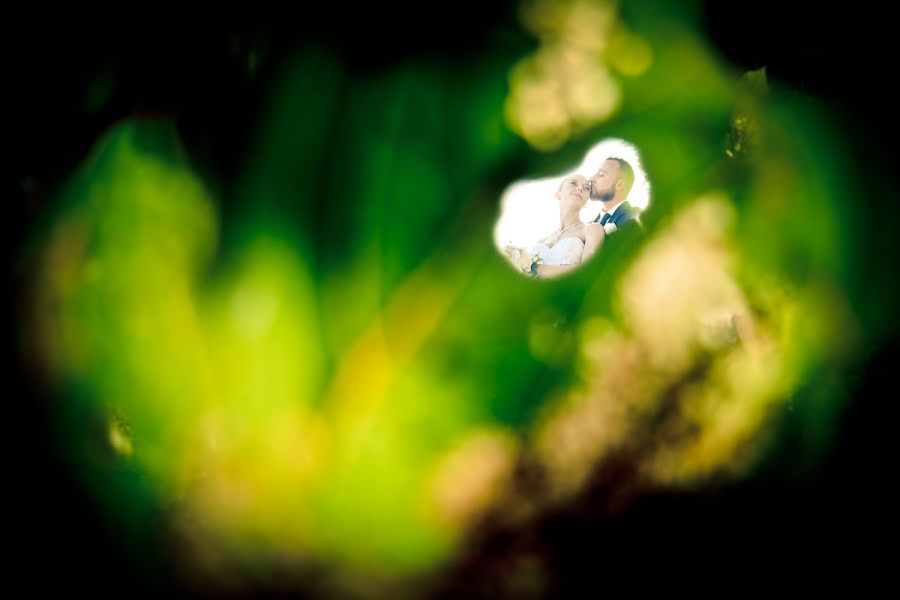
534, 225, 605, 278
535, 263, 578, 277
580, 223, 606, 263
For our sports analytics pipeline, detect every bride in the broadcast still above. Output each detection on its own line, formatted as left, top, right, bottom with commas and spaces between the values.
526, 174, 606, 278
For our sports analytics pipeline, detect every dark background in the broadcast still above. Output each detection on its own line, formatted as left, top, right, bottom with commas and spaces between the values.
8, 1, 896, 595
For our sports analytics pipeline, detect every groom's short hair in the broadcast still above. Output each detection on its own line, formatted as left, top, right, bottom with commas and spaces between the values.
606, 157, 634, 196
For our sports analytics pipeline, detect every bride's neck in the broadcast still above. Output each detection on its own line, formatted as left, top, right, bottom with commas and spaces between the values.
559, 205, 581, 230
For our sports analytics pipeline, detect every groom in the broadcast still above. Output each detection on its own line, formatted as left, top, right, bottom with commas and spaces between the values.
589, 157, 641, 234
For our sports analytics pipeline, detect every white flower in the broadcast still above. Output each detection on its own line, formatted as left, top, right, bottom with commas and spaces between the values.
504, 245, 543, 272
603, 222, 618, 236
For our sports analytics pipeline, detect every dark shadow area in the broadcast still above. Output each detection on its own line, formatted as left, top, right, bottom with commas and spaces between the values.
436, 337, 897, 596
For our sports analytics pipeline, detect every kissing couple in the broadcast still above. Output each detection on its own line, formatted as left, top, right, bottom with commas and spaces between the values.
510, 157, 642, 278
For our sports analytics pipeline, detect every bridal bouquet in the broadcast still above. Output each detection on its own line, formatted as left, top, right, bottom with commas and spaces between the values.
503, 244, 543, 273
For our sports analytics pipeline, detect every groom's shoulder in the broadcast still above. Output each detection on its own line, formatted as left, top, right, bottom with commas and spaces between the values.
614, 203, 642, 226
621, 201, 640, 217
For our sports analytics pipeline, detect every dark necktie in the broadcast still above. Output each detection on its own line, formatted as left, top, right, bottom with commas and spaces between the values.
599, 212, 612, 226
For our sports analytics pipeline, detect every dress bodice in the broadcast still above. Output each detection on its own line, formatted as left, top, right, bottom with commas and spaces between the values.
532, 236, 585, 266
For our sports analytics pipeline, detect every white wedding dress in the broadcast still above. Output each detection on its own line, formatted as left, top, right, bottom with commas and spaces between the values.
532, 236, 585, 266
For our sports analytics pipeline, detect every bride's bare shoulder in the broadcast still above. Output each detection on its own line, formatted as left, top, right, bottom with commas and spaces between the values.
578, 222, 595, 239
583, 222, 605, 241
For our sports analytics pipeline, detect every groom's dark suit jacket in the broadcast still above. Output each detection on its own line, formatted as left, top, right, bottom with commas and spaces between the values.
592, 201, 642, 233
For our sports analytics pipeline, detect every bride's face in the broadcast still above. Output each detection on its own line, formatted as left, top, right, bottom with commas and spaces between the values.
556, 175, 590, 210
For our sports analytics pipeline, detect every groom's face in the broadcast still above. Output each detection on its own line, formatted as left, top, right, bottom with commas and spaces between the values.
589, 160, 620, 202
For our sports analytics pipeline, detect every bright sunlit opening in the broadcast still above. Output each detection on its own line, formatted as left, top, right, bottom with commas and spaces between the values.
494, 139, 649, 249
